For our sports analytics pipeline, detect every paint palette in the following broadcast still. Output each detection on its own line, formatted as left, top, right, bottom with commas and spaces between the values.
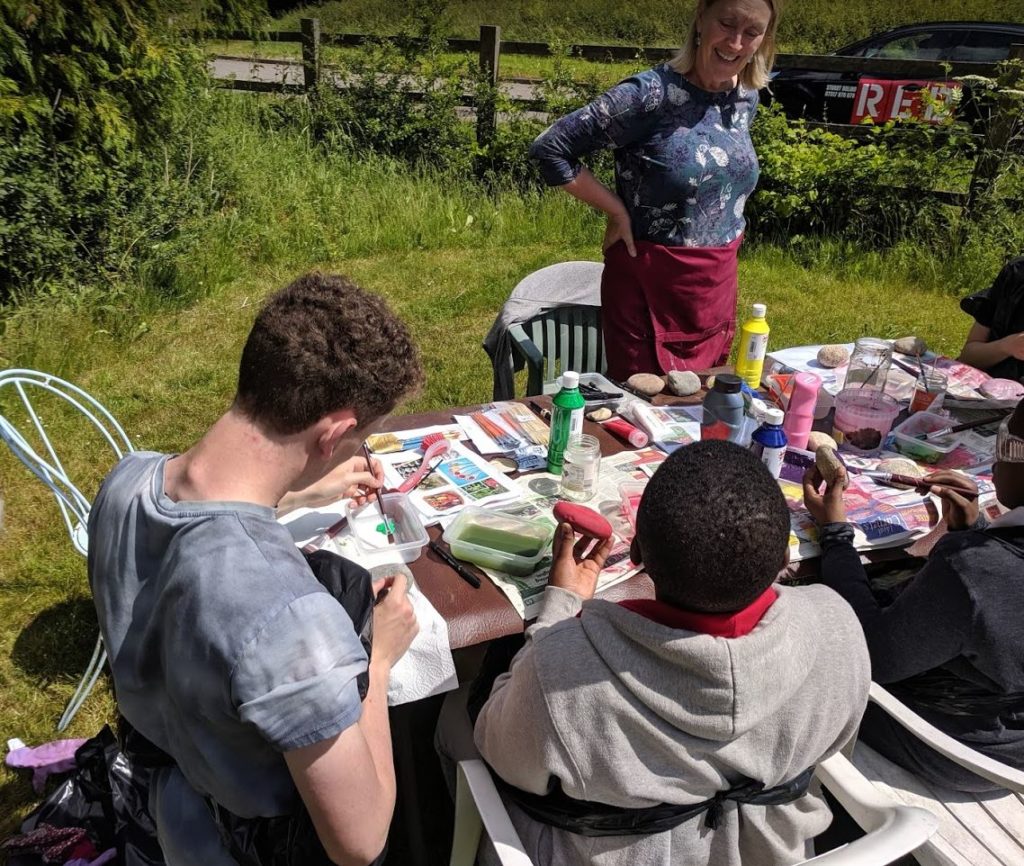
347, 492, 428, 563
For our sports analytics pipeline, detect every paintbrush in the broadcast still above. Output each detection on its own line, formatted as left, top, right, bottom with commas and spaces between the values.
301, 513, 349, 555
361, 441, 395, 543
916, 413, 1007, 442
861, 471, 979, 501
470, 411, 519, 451
916, 353, 930, 394
366, 429, 459, 454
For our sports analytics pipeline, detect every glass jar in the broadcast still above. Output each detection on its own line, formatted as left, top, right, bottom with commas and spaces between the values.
560, 434, 601, 502
845, 338, 892, 391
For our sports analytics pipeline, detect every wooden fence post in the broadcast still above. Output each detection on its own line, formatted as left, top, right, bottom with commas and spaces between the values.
301, 18, 321, 93
477, 24, 501, 147
965, 43, 1024, 216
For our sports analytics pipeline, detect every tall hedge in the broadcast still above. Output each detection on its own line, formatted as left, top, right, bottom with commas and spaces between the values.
0, 1, 262, 304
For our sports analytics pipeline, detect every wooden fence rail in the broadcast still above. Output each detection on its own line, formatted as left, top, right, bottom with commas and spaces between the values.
208, 20, 1023, 204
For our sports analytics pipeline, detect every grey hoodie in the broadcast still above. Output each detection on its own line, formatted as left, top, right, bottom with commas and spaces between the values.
474, 584, 870, 866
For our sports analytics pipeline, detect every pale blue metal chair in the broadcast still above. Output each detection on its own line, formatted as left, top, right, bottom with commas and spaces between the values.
0, 369, 132, 730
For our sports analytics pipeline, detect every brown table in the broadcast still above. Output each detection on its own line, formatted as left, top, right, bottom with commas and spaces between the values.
381, 399, 656, 651
382, 381, 945, 652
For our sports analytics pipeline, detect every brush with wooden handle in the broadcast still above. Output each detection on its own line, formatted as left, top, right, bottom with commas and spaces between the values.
861, 471, 979, 501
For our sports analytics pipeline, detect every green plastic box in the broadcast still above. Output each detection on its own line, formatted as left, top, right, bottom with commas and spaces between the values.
442, 506, 554, 576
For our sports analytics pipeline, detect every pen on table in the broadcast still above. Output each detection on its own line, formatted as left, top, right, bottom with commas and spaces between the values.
429, 539, 482, 589
528, 400, 551, 421
609, 378, 655, 403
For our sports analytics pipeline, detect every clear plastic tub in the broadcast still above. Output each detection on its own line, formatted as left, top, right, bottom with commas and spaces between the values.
619, 481, 645, 535
832, 389, 901, 455
347, 492, 428, 563
890, 411, 959, 464
442, 506, 554, 576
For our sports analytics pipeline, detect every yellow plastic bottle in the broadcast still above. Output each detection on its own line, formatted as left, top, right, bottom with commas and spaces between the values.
735, 303, 770, 389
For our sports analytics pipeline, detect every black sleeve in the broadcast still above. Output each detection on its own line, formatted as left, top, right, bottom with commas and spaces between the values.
818, 523, 971, 683
960, 257, 1024, 329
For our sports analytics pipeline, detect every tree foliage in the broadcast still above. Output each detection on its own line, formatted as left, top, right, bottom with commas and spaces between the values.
0, 1, 265, 303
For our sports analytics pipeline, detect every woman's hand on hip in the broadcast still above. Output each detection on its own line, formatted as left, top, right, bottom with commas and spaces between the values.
603, 210, 637, 258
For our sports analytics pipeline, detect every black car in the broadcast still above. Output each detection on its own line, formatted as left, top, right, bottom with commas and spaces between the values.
766, 22, 1024, 126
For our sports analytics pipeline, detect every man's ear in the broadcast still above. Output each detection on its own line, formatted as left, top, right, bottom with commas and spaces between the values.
629, 536, 642, 566
315, 410, 359, 460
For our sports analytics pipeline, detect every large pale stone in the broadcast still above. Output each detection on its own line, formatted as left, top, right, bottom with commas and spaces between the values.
893, 336, 927, 355
815, 445, 844, 485
667, 370, 701, 397
816, 345, 850, 369
806, 431, 839, 452
627, 373, 665, 396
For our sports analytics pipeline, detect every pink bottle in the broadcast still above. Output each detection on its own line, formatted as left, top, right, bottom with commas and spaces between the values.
783, 372, 821, 451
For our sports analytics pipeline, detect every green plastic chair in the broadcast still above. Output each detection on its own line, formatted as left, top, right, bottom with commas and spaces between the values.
508, 305, 606, 396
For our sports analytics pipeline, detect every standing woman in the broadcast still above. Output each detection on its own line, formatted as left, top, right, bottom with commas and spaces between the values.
529, 0, 781, 380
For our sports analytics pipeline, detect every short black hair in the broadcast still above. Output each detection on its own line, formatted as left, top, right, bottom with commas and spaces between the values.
635, 440, 790, 613
235, 272, 423, 435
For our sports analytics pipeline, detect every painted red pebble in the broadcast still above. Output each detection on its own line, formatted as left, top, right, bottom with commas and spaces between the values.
553, 502, 613, 541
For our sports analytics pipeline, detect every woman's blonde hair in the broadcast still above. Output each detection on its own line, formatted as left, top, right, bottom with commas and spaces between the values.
668, 0, 782, 91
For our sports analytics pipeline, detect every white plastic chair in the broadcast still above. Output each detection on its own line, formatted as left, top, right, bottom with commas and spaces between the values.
449, 751, 938, 866
850, 683, 1024, 866
0, 369, 133, 731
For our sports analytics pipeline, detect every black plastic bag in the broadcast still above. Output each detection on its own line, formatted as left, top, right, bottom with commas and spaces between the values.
10, 725, 163, 866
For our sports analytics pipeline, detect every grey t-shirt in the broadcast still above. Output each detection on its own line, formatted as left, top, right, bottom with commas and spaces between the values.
87, 452, 367, 859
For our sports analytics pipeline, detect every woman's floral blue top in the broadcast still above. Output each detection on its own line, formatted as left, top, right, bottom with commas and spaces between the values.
529, 64, 760, 248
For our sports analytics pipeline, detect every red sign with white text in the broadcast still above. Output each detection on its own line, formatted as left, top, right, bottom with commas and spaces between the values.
850, 78, 961, 125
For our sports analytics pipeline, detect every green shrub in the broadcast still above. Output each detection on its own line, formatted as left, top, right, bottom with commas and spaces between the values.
0, 0, 265, 305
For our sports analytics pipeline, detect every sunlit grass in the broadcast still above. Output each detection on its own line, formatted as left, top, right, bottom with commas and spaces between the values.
0, 83, 991, 831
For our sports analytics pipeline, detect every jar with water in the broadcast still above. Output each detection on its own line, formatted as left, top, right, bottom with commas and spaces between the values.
845, 338, 892, 391
560, 434, 601, 502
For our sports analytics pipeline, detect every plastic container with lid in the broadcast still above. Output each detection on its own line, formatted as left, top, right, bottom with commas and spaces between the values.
347, 492, 428, 563
890, 411, 960, 464
832, 388, 901, 455
442, 506, 555, 576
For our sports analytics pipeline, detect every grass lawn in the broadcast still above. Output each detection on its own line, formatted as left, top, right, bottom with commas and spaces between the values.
0, 232, 975, 828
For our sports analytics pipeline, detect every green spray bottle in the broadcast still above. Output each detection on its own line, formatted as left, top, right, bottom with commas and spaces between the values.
546, 371, 585, 475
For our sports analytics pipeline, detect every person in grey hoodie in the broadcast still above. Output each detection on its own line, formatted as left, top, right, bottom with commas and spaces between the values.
474, 440, 870, 866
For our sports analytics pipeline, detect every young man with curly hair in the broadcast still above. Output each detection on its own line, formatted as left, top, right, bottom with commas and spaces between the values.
88, 273, 424, 866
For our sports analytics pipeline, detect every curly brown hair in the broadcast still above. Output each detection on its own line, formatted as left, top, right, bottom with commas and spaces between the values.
235, 272, 424, 435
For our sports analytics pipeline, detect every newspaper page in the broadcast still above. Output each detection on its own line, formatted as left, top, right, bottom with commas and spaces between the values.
778, 448, 945, 562
480, 448, 667, 620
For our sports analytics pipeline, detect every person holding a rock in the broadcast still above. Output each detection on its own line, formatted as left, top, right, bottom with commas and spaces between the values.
802, 397, 1024, 792
959, 254, 1024, 383
529, 0, 781, 380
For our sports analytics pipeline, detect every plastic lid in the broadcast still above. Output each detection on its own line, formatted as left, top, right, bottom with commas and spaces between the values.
561, 371, 580, 389
763, 407, 784, 426
752, 303, 767, 318
713, 373, 742, 394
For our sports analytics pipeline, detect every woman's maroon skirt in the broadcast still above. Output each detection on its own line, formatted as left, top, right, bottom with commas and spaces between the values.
601, 236, 742, 380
